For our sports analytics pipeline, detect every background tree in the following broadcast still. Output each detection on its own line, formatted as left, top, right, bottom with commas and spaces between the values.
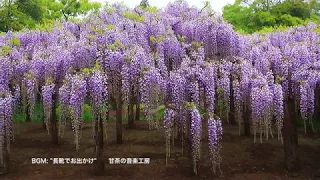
140, 0, 149, 8
0, 0, 101, 32
60, 0, 101, 21
0, 0, 38, 32
223, 0, 320, 33
15, 0, 43, 23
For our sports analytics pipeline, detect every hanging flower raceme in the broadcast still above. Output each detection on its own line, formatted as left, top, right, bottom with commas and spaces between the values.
140, 66, 166, 130
233, 79, 243, 135
58, 80, 71, 138
299, 81, 315, 133
88, 70, 108, 113
168, 72, 186, 135
155, 45, 169, 79
0, 57, 12, 93
162, 36, 184, 70
13, 85, 21, 108
69, 74, 87, 151
273, 83, 284, 143
42, 82, 55, 135
168, 72, 185, 110
121, 61, 131, 105
203, 63, 216, 114
122, 47, 152, 104
251, 84, 273, 143
190, 105, 202, 175
188, 76, 200, 108
208, 115, 223, 174
88, 69, 108, 139
163, 108, 175, 166
22, 73, 36, 120
0, 91, 13, 161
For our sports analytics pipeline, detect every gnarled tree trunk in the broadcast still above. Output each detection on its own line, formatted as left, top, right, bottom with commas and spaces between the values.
283, 77, 300, 171
116, 91, 123, 144
50, 90, 58, 145
243, 94, 251, 137
93, 114, 104, 175
25, 103, 31, 122
0, 129, 9, 175
229, 75, 236, 125
38, 87, 46, 129
128, 87, 135, 128
135, 92, 140, 121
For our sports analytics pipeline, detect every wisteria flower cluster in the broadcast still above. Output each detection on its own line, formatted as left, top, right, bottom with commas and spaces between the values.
42, 84, 55, 134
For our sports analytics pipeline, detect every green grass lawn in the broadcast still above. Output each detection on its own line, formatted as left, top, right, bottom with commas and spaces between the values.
13, 103, 150, 122
13, 103, 320, 132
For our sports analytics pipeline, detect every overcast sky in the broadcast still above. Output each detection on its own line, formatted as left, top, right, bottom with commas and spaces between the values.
90, 0, 235, 13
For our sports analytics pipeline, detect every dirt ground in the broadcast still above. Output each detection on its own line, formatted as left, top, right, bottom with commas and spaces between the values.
1, 115, 320, 180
